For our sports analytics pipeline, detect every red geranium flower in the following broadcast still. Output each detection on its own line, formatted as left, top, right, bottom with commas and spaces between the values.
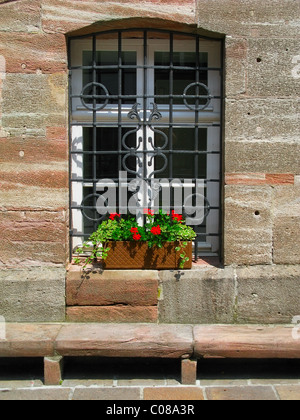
109, 213, 121, 221
130, 227, 139, 234
172, 210, 183, 223
151, 225, 161, 236
144, 209, 155, 216
132, 233, 142, 241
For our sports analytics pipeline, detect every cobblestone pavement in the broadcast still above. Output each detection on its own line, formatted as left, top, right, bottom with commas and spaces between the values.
0, 358, 300, 400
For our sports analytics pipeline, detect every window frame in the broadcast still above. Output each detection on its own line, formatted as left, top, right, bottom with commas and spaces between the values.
68, 29, 223, 260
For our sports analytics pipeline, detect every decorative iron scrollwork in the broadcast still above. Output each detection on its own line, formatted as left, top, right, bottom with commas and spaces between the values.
149, 102, 162, 122
183, 82, 212, 111
128, 102, 142, 122
80, 82, 110, 111
123, 103, 169, 179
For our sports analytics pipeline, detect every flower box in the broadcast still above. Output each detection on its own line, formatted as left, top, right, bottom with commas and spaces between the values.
102, 241, 193, 270
75, 210, 196, 270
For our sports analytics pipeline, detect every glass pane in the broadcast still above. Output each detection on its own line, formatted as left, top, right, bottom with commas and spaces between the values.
154, 128, 207, 179
155, 52, 208, 106
82, 186, 99, 235
83, 127, 136, 180
82, 127, 137, 234
82, 51, 137, 105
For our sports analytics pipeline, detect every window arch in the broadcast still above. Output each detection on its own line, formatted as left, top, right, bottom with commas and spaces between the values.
69, 28, 223, 260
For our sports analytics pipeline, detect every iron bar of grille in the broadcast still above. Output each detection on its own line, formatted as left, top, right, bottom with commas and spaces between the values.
92, 35, 97, 233
118, 31, 123, 190
68, 36, 74, 262
69, 26, 223, 42
143, 30, 148, 187
169, 33, 174, 207
194, 35, 200, 261
70, 123, 221, 127
70, 65, 222, 71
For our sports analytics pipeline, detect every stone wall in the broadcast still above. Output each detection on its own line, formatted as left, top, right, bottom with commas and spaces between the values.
159, 264, 300, 325
218, 0, 300, 266
0, 0, 299, 323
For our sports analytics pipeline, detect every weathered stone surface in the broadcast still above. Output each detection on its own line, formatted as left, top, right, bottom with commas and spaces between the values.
0, 0, 41, 33
66, 306, 158, 323
225, 99, 300, 142
0, 32, 67, 74
225, 227, 273, 266
2, 73, 68, 137
273, 184, 300, 218
181, 359, 197, 385
0, 168, 68, 189
1, 72, 67, 137
72, 387, 141, 401
0, 218, 66, 243
0, 240, 68, 266
2, 73, 67, 115
2, 113, 67, 136
224, 183, 300, 266
0, 136, 68, 164
272, 184, 300, 264
44, 356, 64, 386
225, 141, 300, 174
225, 186, 273, 230
247, 38, 300, 97
0, 323, 61, 357
144, 387, 204, 401
275, 386, 300, 401
0, 184, 68, 211
225, 173, 295, 186
0, 388, 71, 401
159, 265, 300, 325
206, 386, 277, 401
66, 267, 159, 306
266, 174, 295, 185
0, 267, 66, 321
0, 209, 67, 225
158, 267, 235, 324
41, 0, 196, 34
225, 37, 247, 97
197, 0, 300, 38
273, 217, 300, 264
66, 270, 161, 328
55, 323, 194, 358
194, 325, 300, 359
0, 209, 68, 265
224, 186, 273, 265
236, 265, 300, 324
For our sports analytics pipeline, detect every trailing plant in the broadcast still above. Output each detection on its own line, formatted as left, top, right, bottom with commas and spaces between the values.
74, 209, 196, 269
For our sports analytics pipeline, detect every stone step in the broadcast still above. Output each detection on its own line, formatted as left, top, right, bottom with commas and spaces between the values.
55, 323, 193, 359
194, 325, 300, 359
0, 323, 61, 358
0, 323, 299, 385
66, 267, 159, 323
66, 268, 159, 307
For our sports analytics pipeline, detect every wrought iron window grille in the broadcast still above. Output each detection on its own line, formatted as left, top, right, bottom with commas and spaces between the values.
68, 29, 223, 261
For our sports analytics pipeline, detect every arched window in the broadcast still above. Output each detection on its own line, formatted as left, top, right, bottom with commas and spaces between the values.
69, 28, 223, 260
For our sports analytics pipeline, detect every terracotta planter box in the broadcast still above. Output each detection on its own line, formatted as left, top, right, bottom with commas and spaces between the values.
102, 241, 193, 270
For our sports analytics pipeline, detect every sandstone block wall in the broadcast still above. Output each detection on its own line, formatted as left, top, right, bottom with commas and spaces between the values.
0, 0, 299, 322
208, 0, 300, 265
